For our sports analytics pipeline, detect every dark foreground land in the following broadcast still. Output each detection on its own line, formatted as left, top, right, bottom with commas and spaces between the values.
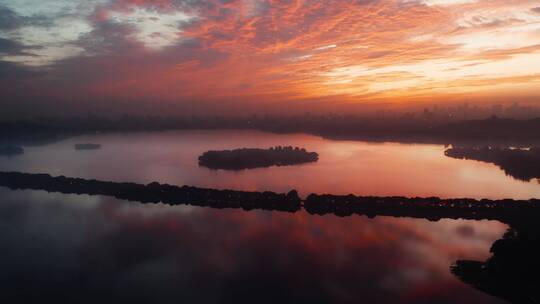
452, 219, 540, 304
1, 171, 539, 224
445, 147, 540, 181
0, 171, 302, 212
198, 146, 319, 170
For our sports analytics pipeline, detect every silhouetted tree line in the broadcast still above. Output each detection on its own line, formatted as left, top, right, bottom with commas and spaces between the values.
2, 115, 540, 145
1, 171, 539, 224
445, 146, 540, 181
198, 146, 319, 170
452, 219, 540, 303
0, 171, 301, 212
304, 193, 540, 223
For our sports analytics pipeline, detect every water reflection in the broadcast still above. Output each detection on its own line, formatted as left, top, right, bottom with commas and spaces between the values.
0, 188, 507, 304
453, 219, 540, 303
445, 146, 540, 182
0, 130, 538, 199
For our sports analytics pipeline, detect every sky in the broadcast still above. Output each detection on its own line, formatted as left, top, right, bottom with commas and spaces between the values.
1, 0, 540, 117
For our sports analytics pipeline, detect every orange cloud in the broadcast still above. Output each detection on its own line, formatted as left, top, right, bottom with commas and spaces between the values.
2, 0, 540, 114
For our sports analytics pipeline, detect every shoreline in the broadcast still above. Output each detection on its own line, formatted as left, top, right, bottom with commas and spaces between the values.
1, 171, 539, 223
4, 116, 540, 147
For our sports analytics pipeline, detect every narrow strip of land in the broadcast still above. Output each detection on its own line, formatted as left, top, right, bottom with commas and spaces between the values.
0, 171, 538, 223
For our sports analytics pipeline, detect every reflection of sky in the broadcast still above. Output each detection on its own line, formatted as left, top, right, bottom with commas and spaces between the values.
0, 187, 507, 303
1, 130, 539, 199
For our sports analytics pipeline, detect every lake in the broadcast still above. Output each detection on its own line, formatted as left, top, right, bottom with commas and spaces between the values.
0, 130, 538, 199
0, 130, 537, 303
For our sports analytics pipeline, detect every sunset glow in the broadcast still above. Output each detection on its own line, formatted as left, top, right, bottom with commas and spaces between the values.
1, 0, 540, 114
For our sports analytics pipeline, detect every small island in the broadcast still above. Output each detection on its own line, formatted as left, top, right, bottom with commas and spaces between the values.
75, 143, 102, 150
0, 144, 24, 156
198, 146, 319, 170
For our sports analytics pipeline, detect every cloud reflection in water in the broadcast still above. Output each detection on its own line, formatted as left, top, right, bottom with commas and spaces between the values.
0, 188, 507, 303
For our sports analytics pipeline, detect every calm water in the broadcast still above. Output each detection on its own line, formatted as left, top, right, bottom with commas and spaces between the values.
0, 130, 536, 303
0, 130, 538, 199
0, 188, 507, 303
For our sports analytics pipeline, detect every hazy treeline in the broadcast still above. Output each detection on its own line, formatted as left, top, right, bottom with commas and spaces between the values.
1, 114, 540, 145
445, 147, 540, 181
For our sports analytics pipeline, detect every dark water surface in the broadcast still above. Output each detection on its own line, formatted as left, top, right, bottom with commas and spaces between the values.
0, 130, 537, 303
0, 188, 507, 303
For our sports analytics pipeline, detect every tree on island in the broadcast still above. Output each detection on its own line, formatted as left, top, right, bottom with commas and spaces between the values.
198, 146, 319, 170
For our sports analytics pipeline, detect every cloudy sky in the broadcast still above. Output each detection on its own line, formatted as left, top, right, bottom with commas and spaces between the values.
1, 0, 540, 116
